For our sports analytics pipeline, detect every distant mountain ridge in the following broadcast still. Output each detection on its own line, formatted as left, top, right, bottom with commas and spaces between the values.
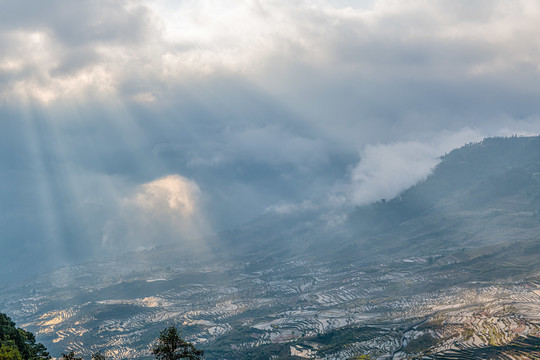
344, 136, 540, 252
221, 135, 540, 262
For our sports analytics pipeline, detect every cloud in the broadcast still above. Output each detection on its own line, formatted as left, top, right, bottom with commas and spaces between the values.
0, 0, 156, 103
103, 174, 209, 251
2, 0, 540, 205
2, 0, 540, 278
347, 128, 485, 206
265, 200, 316, 215
1, 0, 539, 112
182, 125, 328, 168
131, 175, 200, 217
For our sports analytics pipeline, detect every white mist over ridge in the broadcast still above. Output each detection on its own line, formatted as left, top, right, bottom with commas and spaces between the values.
347, 126, 540, 206
348, 128, 485, 206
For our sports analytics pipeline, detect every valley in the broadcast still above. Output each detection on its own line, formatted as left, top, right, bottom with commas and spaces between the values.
2, 240, 539, 359
2, 137, 540, 359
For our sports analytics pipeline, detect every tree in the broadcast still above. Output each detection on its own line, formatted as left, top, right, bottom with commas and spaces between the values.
91, 352, 106, 360
0, 313, 49, 360
0, 341, 22, 360
60, 351, 82, 360
152, 326, 203, 360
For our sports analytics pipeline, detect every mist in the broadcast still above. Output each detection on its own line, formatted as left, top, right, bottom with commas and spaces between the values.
2, 0, 540, 280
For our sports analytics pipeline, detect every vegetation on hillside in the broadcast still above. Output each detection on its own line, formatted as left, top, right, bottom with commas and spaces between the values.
152, 326, 204, 360
1, 314, 204, 360
0, 314, 49, 360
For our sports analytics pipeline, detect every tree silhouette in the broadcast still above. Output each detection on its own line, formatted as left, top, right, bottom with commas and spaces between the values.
60, 351, 82, 360
91, 352, 106, 360
152, 326, 203, 360
0, 313, 50, 360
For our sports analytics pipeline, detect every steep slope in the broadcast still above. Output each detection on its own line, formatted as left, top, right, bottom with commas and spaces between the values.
216, 136, 540, 264
344, 136, 540, 255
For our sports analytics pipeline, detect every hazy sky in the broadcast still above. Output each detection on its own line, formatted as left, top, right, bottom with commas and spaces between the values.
2, 0, 540, 278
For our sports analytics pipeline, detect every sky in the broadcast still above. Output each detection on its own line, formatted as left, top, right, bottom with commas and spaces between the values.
2, 0, 540, 278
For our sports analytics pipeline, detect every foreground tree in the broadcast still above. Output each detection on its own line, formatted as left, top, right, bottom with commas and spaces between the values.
60, 352, 82, 360
0, 340, 22, 360
58, 350, 105, 360
152, 326, 203, 360
0, 313, 50, 360
91, 352, 105, 360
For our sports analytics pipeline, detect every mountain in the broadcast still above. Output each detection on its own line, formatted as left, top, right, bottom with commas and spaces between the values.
1, 136, 539, 359
348, 135, 540, 243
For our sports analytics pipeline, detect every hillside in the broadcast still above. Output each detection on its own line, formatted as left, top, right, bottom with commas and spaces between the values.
1, 136, 539, 359
348, 136, 540, 248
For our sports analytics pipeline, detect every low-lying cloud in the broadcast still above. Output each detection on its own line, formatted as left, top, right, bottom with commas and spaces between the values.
348, 128, 485, 206
102, 175, 209, 252
131, 175, 200, 217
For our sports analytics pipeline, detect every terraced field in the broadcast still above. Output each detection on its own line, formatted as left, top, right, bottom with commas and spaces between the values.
1, 239, 539, 359
429, 335, 540, 360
